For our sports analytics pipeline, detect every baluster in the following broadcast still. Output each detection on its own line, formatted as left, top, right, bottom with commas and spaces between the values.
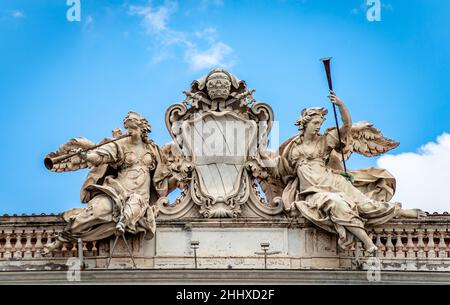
45, 231, 54, 257
427, 231, 436, 258
413, 230, 419, 257
10, 233, 17, 257
0, 243, 3, 259
4, 232, 12, 259
402, 230, 409, 257
406, 230, 415, 258
61, 243, 67, 257
374, 229, 384, 257
24, 231, 33, 258
19, 233, 26, 258
71, 241, 77, 257
82, 242, 88, 257
92, 241, 98, 256
385, 231, 395, 258
394, 230, 404, 258
434, 230, 440, 256
438, 231, 447, 258
0, 234, 4, 259
417, 230, 426, 258
446, 230, 450, 258
34, 232, 43, 258
433, 229, 441, 257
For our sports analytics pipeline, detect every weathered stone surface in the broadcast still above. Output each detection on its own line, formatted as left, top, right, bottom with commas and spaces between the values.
1, 269, 450, 284
2, 215, 450, 273
1, 69, 449, 283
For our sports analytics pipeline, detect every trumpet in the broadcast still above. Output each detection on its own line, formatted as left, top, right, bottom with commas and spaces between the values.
44, 133, 131, 170
320, 57, 347, 174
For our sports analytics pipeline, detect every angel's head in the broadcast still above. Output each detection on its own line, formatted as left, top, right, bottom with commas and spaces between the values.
123, 111, 152, 143
295, 107, 328, 136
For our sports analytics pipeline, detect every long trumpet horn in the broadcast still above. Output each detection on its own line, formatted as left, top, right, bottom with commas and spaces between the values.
44, 133, 131, 170
320, 57, 347, 174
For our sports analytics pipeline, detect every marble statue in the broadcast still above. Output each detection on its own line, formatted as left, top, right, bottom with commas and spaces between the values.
42, 111, 170, 255
40, 68, 427, 257
266, 91, 426, 254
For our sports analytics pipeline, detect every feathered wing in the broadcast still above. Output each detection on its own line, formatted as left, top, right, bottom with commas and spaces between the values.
348, 121, 399, 158
258, 176, 286, 205
46, 132, 125, 202
45, 137, 96, 172
325, 122, 400, 202
326, 121, 399, 165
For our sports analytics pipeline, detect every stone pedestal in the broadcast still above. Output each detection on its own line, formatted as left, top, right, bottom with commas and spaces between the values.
102, 218, 341, 269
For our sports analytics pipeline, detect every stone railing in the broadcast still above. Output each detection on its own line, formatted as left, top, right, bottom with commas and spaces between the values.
343, 216, 450, 258
0, 229, 100, 259
0, 214, 107, 270
339, 215, 450, 271
1, 213, 450, 271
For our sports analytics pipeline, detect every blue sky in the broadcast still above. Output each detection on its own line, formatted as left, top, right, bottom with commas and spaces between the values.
1, 0, 449, 214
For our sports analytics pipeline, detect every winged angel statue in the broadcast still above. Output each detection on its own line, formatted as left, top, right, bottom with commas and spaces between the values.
41, 112, 171, 255
264, 92, 426, 254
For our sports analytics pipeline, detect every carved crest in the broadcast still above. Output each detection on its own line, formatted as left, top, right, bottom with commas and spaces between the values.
158, 69, 283, 219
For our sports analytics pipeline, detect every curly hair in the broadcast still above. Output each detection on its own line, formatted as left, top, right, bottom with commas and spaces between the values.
295, 107, 328, 134
123, 111, 152, 144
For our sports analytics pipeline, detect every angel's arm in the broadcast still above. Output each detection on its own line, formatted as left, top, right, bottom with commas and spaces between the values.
329, 91, 352, 138
81, 142, 120, 167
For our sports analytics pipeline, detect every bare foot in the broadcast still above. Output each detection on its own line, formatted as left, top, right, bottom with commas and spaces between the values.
397, 208, 427, 219
365, 245, 378, 255
40, 246, 52, 256
414, 209, 427, 218
40, 240, 62, 256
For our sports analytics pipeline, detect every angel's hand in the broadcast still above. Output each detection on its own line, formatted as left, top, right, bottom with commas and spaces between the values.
77, 149, 87, 160
328, 91, 344, 107
65, 148, 84, 165
340, 171, 354, 184
79, 151, 102, 166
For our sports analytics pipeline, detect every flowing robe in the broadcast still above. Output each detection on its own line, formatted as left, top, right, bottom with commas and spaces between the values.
279, 131, 400, 248
60, 139, 170, 242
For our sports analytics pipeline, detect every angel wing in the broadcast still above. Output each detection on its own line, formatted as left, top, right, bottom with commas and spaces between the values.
45, 137, 96, 172
347, 121, 399, 158
326, 121, 399, 166
258, 175, 286, 205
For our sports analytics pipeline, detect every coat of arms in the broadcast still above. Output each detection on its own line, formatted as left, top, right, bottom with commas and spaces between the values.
159, 69, 283, 219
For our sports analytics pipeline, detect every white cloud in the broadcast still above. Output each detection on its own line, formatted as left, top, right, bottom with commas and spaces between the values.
194, 27, 218, 43
129, 1, 234, 71
12, 10, 24, 18
186, 42, 233, 71
129, 1, 177, 32
377, 133, 450, 213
